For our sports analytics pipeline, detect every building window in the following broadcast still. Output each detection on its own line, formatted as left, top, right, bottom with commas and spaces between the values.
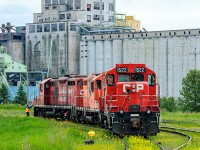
53, 6, 57, 9
102, 3, 104, 10
67, 0, 73, 10
101, 15, 104, 21
109, 16, 113, 21
59, 0, 66, 5
37, 16, 42, 22
44, 24, 50, 32
37, 25, 43, 32
94, 2, 100, 10
75, 0, 81, 9
51, 24, 57, 32
59, 14, 65, 20
87, 15, 91, 22
94, 15, 100, 20
109, 3, 114, 11
70, 24, 76, 31
87, 4, 91, 11
29, 25, 35, 33
44, 6, 50, 10
59, 23, 65, 31
45, 0, 51, 5
67, 13, 71, 19
52, 0, 58, 5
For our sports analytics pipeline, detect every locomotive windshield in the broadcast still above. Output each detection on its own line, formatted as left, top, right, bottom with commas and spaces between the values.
132, 74, 144, 81
118, 75, 130, 82
118, 74, 144, 82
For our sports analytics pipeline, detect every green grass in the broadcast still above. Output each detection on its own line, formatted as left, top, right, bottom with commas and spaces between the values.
161, 111, 200, 131
150, 111, 200, 150
0, 104, 124, 150
125, 136, 159, 150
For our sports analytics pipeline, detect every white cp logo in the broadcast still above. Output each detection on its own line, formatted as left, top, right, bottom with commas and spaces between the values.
123, 84, 144, 93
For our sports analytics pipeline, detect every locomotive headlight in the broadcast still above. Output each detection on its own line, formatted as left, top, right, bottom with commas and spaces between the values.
146, 109, 151, 114
119, 109, 124, 114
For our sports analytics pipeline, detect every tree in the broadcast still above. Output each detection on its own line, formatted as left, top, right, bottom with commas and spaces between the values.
0, 83, 9, 104
180, 70, 200, 112
14, 84, 27, 105
160, 97, 177, 112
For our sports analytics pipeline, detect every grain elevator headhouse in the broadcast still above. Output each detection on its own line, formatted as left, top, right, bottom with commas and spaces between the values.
26, 0, 116, 77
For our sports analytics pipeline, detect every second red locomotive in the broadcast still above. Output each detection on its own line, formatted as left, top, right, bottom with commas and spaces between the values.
34, 64, 160, 136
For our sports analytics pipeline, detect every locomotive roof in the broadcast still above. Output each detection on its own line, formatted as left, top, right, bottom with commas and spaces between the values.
50, 78, 58, 82
40, 78, 51, 84
115, 64, 146, 67
58, 77, 69, 81
84, 74, 97, 81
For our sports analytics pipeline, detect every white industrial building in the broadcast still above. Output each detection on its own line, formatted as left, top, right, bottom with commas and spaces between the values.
80, 29, 200, 98
26, 0, 200, 98
26, 0, 116, 76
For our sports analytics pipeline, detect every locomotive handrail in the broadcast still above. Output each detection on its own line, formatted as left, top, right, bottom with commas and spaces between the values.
105, 95, 131, 110
139, 94, 160, 110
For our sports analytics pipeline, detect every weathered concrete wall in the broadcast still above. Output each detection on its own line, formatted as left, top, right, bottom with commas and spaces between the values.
26, 22, 81, 77
80, 29, 200, 98
6, 41, 24, 64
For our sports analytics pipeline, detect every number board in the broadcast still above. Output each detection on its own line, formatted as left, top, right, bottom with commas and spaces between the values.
134, 68, 146, 73
116, 68, 128, 73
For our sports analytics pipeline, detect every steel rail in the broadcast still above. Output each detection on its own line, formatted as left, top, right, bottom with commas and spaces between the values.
160, 127, 192, 150
121, 138, 129, 150
146, 136, 165, 150
160, 126, 200, 133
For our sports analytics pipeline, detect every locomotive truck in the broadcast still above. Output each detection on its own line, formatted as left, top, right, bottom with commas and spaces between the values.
34, 64, 160, 136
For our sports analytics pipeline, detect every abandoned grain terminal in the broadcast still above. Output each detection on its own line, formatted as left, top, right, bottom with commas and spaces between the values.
6, 0, 199, 98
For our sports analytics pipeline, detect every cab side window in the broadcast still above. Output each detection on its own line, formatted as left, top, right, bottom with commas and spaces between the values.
107, 74, 114, 86
96, 80, 101, 89
45, 83, 49, 89
148, 74, 155, 86
90, 82, 94, 92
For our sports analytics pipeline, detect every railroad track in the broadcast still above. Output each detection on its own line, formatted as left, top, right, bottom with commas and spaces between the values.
158, 126, 193, 150
160, 126, 200, 133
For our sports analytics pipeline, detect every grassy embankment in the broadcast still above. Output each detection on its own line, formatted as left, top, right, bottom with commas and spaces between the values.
150, 111, 200, 150
0, 104, 158, 150
0, 104, 124, 150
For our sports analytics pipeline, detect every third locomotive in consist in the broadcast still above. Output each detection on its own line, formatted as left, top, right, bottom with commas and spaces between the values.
34, 64, 160, 136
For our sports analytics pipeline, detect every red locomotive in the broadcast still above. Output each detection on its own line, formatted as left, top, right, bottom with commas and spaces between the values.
34, 64, 160, 136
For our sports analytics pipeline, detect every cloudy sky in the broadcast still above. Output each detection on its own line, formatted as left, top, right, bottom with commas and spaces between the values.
0, 0, 200, 31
